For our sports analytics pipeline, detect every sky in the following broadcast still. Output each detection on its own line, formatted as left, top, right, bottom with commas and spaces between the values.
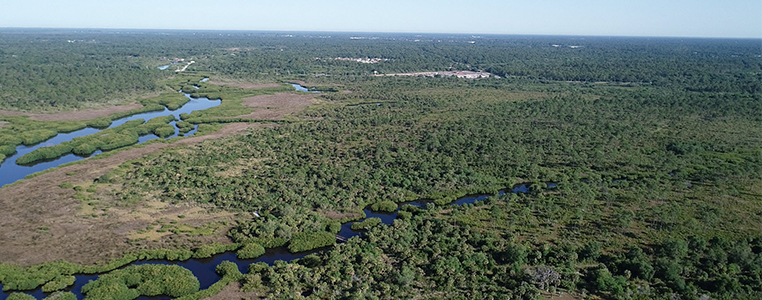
1, 0, 760, 38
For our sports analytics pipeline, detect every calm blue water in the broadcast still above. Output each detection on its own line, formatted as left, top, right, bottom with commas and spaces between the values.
0, 182, 555, 300
290, 83, 321, 93
0, 78, 558, 299
0, 94, 220, 188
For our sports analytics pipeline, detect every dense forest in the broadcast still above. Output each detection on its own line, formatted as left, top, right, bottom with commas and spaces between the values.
0, 29, 761, 299
3, 29, 758, 112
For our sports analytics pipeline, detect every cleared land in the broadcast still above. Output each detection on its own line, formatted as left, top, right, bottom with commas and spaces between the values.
207, 81, 282, 89
0, 122, 271, 266
204, 282, 262, 300
0, 102, 144, 121
376, 70, 498, 78
235, 93, 319, 120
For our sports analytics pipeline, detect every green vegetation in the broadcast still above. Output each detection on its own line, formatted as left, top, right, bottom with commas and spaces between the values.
175, 261, 245, 300
86, 117, 113, 129
0, 145, 14, 156
80, 265, 199, 299
370, 200, 398, 212
117, 44, 759, 297
14, 116, 179, 165
237, 243, 266, 259
0, 71, 293, 166
176, 121, 195, 135
179, 85, 292, 124
46, 292, 76, 300
350, 217, 382, 230
288, 231, 336, 253
40, 275, 75, 293
235, 204, 762, 299
20, 130, 59, 146
191, 243, 240, 259
5, 293, 35, 300
0, 30, 169, 112
0, 245, 241, 294
1, 30, 762, 299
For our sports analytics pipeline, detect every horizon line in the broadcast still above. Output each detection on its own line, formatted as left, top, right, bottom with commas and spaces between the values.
1, 26, 760, 40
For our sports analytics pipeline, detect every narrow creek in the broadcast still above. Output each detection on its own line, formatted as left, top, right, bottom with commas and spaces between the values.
0, 83, 316, 188
289, 83, 321, 93
0, 94, 220, 188
0, 183, 553, 300
1, 82, 541, 299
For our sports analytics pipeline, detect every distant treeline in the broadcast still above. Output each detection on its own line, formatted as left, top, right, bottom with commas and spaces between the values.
2, 29, 759, 111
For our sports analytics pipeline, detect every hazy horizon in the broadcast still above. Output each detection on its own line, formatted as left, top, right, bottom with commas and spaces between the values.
2, 26, 762, 40
1, 0, 760, 39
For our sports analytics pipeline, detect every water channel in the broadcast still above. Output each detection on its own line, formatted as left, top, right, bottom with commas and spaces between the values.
0, 182, 551, 300
0, 83, 314, 188
0, 94, 220, 188
0, 83, 549, 299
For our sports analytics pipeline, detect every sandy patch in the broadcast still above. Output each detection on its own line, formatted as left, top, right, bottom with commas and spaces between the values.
235, 93, 318, 120
207, 81, 282, 89
0, 122, 270, 266
288, 80, 333, 87
203, 282, 262, 300
128, 230, 174, 241
376, 70, 498, 79
0, 102, 144, 121
545, 292, 584, 300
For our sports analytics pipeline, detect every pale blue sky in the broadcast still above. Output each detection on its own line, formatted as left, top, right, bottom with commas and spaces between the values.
1, 0, 760, 38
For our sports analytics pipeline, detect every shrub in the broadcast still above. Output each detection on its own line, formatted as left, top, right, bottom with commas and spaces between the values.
152, 93, 190, 110
81, 265, 199, 299
87, 117, 112, 129
72, 140, 103, 156
371, 200, 398, 212
215, 261, 241, 277
350, 217, 382, 230
20, 129, 58, 145
176, 121, 195, 134
16, 143, 73, 165
43, 292, 76, 300
41, 276, 76, 292
237, 243, 266, 259
196, 123, 224, 135
325, 221, 341, 233
586, 265, 627, 295
192, 243, 238, 259
288, 231, 335, 253
99, 132, 139, 151
0, 134, 22, 146
6, 293, 35, 300
153, 124, 176, 138
0, 144, 17, 156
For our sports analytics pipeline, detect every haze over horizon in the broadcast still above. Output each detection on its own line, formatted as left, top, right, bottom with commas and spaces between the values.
1, 0, 761, 39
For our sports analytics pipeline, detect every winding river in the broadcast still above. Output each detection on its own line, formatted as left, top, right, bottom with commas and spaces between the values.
0, 182, 551, 300
0, 83, 316, 188
0, 94, 220, 188
0, 83, 552, 299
